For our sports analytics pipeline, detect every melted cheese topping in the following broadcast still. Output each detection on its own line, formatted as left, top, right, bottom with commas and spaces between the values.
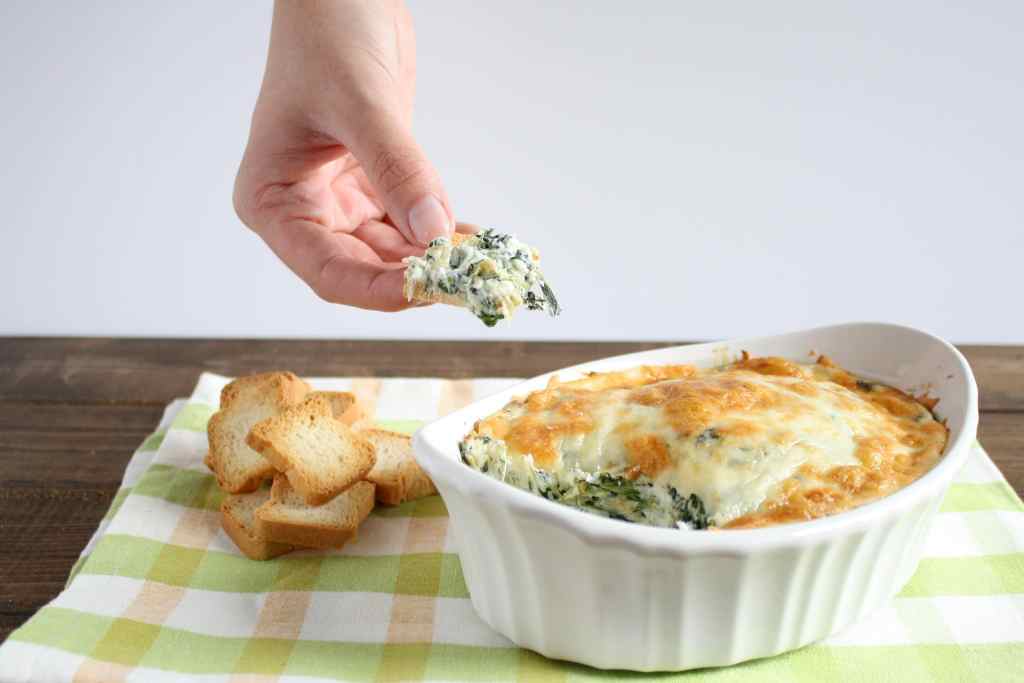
462, 355, 948, 529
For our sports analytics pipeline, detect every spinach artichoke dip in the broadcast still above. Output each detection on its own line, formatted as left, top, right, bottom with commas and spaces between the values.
403, 229, 560, 327
459, 354, 948, 530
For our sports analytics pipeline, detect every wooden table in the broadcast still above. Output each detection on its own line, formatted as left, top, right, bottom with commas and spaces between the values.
1, 338, 1021, 642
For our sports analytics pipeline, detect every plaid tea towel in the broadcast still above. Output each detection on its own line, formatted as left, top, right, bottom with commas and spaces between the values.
1, 373, 1023, 682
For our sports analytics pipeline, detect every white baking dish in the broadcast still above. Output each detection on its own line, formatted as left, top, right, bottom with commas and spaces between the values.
412, 323, 978, 671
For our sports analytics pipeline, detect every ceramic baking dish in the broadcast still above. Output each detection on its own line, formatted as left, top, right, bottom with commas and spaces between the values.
412, 322, 978, 671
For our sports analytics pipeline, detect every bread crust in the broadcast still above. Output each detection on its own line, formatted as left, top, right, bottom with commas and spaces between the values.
246, 394, 376, 505
405, 279, 469, 308
256, 475, 376, 549
206, 371, 310, 493
363, 429, 437, 505
221, 491, 296, 561
307, 391, 365, 426
218, 371, 309, 410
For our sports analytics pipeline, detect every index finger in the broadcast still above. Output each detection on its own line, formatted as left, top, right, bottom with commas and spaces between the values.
259, 217, 416, 312
317, 252, 412, 312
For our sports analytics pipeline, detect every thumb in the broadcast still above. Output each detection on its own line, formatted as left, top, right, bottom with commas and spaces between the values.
344, 111, 453, 247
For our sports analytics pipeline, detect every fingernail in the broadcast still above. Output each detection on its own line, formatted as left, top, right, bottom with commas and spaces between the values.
408, 195, 451, 245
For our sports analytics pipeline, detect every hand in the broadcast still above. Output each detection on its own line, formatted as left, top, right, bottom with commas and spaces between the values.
234, 0, 457, 311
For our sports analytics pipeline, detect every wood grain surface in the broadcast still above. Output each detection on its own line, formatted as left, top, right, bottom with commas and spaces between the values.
1, 337, 1021, 642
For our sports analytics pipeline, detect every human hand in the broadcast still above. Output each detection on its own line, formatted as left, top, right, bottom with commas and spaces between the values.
234, 0, 461, 311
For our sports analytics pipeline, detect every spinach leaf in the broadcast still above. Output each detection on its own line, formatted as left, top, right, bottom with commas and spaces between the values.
540, 281, 561, 315
475, 229, 510, 251
696, 428, 720, 447
669, 487, 710, 529
477, 312, 503, 327
524, 291, 545, 311
437, 274, 460, 295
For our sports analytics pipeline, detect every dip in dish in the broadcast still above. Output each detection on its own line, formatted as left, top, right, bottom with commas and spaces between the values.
460, 353, 948, 530
413, 323, 977, 670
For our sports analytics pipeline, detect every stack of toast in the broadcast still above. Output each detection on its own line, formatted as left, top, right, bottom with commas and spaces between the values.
205, 371, 435, 560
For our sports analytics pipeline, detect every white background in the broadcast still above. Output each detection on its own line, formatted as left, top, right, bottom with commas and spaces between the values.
1, 1, 1021, 342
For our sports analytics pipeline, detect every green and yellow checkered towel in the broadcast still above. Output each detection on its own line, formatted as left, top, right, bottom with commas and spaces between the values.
2, 373, 1023, 682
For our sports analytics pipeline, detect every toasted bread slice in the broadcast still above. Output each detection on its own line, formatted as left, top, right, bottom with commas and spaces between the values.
246, 394, 376, 505
404, 282, 465, 308
363, 429, 437, 505
255, 474, 375, 549
206, 371, 310, 493
221, 485, 297, 561
307, 390, 366, 426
